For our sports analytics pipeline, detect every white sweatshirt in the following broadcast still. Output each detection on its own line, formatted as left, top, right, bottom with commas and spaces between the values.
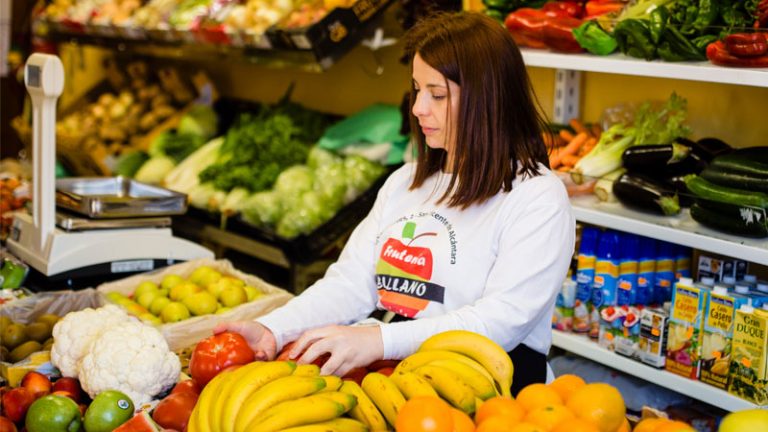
258, 162, 575, 360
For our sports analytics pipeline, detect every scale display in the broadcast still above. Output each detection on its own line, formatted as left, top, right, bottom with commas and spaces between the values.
27, 65, 41, 88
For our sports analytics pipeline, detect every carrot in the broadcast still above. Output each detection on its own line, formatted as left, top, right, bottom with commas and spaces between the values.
579, 137, 597, 157
549, 147, 562, 169
559, 129, 575, 142
542, 131, 557, 149
558, 165, 571, 172
561, 154, 581, 167
590, 123, 602, 139
569, 119, 590, 136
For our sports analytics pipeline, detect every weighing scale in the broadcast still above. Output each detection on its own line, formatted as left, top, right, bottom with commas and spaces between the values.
6, 53, 213, 290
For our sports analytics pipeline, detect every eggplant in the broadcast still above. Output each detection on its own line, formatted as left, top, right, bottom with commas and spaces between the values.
666, 175, 695, 207
613, 173, 681, 216
622, 143, 691, 172
693, 137, 733, 162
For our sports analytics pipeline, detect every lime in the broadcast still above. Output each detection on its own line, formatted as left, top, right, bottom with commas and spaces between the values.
83, 390, 134, 432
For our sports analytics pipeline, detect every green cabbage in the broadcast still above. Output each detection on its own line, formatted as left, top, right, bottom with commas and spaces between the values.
274, 165, 315, 194
242, 191, 284, 227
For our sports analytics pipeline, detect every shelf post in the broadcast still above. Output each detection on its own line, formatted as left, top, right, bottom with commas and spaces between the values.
553, 68, 581, 123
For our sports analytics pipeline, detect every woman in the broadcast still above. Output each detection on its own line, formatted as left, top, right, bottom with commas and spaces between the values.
216, 11, 575, 395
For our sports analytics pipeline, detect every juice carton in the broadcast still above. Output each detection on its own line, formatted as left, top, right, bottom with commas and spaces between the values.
727, 304, 768, 405
617, 233, 639, 306
699, 286, 750, 389
639, 307, 670, 368
666, 277, 709, 379
675, 245, 692, 280
654, 241, 676, 305
553, 278, 576, 331
614, 305, 643, 359
574, 227, 600, 334
636, 237, 656, 306
593, 230, 620, 344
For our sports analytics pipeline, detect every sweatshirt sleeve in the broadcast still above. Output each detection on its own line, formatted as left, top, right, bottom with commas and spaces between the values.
379, 176, 575, 359
256, 169, 402, 352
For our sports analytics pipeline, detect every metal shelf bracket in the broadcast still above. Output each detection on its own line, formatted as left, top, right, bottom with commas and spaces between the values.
553, 68, 581, 123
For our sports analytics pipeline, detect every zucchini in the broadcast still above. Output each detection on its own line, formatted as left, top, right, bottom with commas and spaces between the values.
622, 143, 691, 172
613, 173, 680, 216
684, 175, 768, 209
690, 202, 768, 238
696, 198, 767, 220
700, 166, 768, 194
709, 151, 768, 178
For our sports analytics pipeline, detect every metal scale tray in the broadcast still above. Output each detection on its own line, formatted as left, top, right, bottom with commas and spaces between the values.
56, 177, 187, 219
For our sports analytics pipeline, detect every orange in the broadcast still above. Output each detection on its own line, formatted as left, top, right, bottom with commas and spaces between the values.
474, 397, 525, 425
632, 418, 670, 432
516, 384, 564, 412
476, 416, 518, 432
524, 404, 575, 430
653, 421, 695, 432
451, 408, 475, 432
508, 422, 547, 432
552, 418, 600, 432
566, 383, 626, 432
395, 396, 454, 432
616, 418, 631, 432
549, 374, 586, 403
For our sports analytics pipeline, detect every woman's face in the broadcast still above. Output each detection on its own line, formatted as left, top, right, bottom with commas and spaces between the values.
412, 53, 461, 153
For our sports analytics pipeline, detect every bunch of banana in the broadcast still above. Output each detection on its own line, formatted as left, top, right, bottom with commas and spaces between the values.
391, 330, 514, 414
186, 360, 368, 432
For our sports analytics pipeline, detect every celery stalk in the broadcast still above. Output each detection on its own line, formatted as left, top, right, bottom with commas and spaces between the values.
593, 168, 627, 202
571, 136, 634, 184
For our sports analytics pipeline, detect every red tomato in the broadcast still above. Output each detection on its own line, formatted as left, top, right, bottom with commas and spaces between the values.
377, 367, 395, 377
152, 391, 198, 431
189, 332, 255, 387
366, 360, 400, 371
170, 379, 200, 396
342, 367, 368, 385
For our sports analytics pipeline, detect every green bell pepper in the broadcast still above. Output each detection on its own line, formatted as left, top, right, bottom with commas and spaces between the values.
649, 6, 670, 44
572, 20, 618, 56
614, 19, 657, 60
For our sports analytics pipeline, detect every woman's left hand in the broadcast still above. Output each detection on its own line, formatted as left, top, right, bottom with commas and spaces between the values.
288, 325, 383, 376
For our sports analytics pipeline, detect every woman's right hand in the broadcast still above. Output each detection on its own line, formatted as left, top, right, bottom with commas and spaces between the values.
213, 321, 277, 361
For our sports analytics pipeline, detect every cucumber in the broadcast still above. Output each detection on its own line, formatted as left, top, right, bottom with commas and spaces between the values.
690, 203, 768, 238
700, 166, 768, 193
684, 175, 768, 209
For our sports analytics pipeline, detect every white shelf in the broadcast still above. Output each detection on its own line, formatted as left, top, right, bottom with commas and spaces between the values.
521, 49, 768, 87
551, 331, 758, 412
570, 195, 768, 266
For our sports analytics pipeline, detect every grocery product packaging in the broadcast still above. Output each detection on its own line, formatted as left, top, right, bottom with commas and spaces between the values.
574, 227, 600, 333
638, 307, 669, 368
727, 304, 768, 405
665, 278, 709, 379
700, 286, 749, 389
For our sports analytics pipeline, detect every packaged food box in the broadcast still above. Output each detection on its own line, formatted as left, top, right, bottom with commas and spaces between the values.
553, 278, 576, 331
639, 307, 669, 368
97, 258, 293, 351
727, 305, 768, 405
665, 278, 709, 379
699, 286, 749, 389
614, 306, 643, 359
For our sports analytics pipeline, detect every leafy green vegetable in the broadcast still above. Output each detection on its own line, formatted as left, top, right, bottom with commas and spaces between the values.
114, 151, 149, 178
150, 131, 205, 163
573, 21, 618, 56
178, 104, 218, 140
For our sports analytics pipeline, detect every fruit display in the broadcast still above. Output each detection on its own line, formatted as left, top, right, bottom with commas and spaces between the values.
0, 176, 29, 242
49, 305, 181, 406
0, 314, 60, 365
104, 266, 267, 324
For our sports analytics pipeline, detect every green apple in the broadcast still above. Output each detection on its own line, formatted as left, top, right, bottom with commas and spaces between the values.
161, 302, 190, 323
216, 306, 233, 315
138, 313, 163, 326
137, 291, 159, 309
84, 390, 134, 432
105, 292, 128, 304
244, 285, 263, 302
123, 302, 149, 316
182, 292, 218, 316
156, 287, 169, 298
160, 274, 185, 291
189, 266, 223, 287
221, 276, 245, 287
149, 297, 172, 316
206, 278, 228, 299
170, 282, 201, 301
219, 285, 247, 308
26, 395, 82, 432
134, 281, 159, 299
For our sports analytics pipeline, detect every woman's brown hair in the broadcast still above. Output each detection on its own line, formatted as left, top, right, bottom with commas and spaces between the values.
405, 11, 550, 208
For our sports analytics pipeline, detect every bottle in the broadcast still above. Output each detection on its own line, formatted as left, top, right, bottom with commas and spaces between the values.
592, 230, 620, 343
654, 241, 676, 305
675, 245, 692, 280
617, 233, 639, 307
573, 227, 600, 334
636, 237, 656, 306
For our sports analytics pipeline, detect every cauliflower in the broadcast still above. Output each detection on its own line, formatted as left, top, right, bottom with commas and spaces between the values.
51, 305, 133, 377
79, 320, 180, 406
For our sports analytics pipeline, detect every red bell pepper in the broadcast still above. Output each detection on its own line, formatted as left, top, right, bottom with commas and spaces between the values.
585, 1, 625, 18
707, 40, 768, 67
542, 16, 585, 53
724, 33, 768, 58
505, 8, 549, 49
541, 1, 584, 19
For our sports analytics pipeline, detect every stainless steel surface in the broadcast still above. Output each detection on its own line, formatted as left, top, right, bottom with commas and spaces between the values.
56, 212, 172, 231
56, 177, 187, 218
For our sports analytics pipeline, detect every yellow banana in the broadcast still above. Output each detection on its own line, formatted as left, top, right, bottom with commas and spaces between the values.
187, 401, 200, 432
213, 362, 265, 431
247, 394, 347, 432
220, 361, 296, 432
317, 375, 343, 392
234, 375, 327, 432
418, 330, 513, 397
294, 363, 321, 376
395, 350, 502, 396
194, 368, 236, 432
427, 358, 497, 399
315, 391, 358, 412
390, 371, 439, 399
414, 364, 476, 414
280, 418, 370, 432
339, 380, 388, 432
361, 372, 406, 427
